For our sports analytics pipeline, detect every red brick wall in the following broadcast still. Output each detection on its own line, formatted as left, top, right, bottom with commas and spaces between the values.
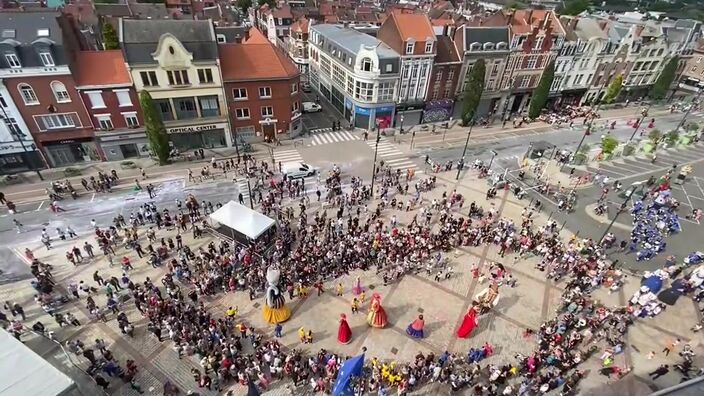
225, 77, 301, 135
78, 87, 143, 130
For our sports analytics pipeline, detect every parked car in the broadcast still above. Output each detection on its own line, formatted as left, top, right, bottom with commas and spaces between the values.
302, 82, 312, 93
302, 102, 322, 113
282, 162, 316, 179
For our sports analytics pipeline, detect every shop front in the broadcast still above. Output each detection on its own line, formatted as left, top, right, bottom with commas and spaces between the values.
166, 122, 230, 151
97, 129, 150, 162
43, 138, 101, 167
0, 141, 45, 175
346, 97, 396, 130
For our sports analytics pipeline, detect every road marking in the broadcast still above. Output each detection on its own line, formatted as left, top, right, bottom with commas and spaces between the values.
90, 193, 96, 202
694, 177, 704, 199
35, 201, 44, 211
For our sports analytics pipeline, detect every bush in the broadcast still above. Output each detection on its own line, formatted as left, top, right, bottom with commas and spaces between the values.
601, 135, 619, 155
666, 130, 680, 146
64, 167, 81, 177
573, 152, 588, 164
648, 129, 663, 144
120, 161, 137, 169
622, 143, 636, 156
687, 122, 699, 132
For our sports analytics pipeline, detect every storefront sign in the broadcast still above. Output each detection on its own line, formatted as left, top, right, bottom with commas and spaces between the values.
167, 123, 225, 134
355, 106, 371, 116
0, 141, 35, 154
376, 106, 394, 114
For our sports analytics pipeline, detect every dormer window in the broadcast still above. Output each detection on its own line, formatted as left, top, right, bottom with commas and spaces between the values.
470, 43, 481, 51
5, 53, 21, 68
425, 42, 433, 54
405, 42, 415, 55
484, 43, 495, 50
39, 52, 54, 67
361, 58, 372, 72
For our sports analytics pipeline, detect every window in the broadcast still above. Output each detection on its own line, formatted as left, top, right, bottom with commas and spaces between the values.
518, 75, 530, 88
51, 81, 70, 102
432, 86, 439, 100
425, 41, 433, 54
435, 71, 443, 81
291, 82, 298, 94
444, 87, 452, 98
38, 113, 75, 130
5, 117, 20, 138
235, 108, 250, 119
198, 96, 220, 117
114, 90, 132, 107
18, 84, 38, 105
174, 97, 197, 119
332, 64, 345, 87
154, 99, 173, 121
361, 58, 372, 72
233, 88, 247, 100
37, 29, 49, 37
96, 115, 114, 130
167, 70, 190, 86
216, 34, 226, 43
534, 36, 544, 50
385, 64, 392, 72
39, 52, 54, 67
259, 87, 272, 98
377, 81, 394, 102
0, 92, 6, 108
527, 55, 538, 69
5, 53, 21, 68
292, 101, 300, 114
261, 106, 274, 117
447, 70, 454, 81
140, 71, 158, 87
86, 91, 106, 109
405, 42, 415, 54
354, 80, 374, 101
123, 112, 139, 127
236, 125, 255, 140
197, 68, 213, 84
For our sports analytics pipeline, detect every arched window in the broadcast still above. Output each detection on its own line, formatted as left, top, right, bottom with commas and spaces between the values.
470, 42, 481, 51
51, 81, 70, 103
18, 83, 38, 105
361, 58, 373, 72
483, 43, 495, 50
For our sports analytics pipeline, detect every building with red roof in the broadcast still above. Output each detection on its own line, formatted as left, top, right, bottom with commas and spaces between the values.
219, 28, 302, 142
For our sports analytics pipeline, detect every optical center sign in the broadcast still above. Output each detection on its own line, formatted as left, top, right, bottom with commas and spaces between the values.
167, 123, 226, 134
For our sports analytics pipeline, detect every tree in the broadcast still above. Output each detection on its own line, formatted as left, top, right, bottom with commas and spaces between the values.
648, 128, 663, 146
603, 75, 623, 104
260, 0, 277, 9
460, 59, 486, 126
528, 61, 555, 119
600, 135, 619, 155
102, 22, 119, 50
139, 91, 170, 165
236, 0, 252, 13
562, 0, 591, 15
666, 129, 680, 146
650, 57, 679, 100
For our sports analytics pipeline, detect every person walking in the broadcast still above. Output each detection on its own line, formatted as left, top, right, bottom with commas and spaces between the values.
274, 322, 283, 338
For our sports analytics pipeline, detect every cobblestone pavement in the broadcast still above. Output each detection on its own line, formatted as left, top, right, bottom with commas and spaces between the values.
1, 167, 703, 395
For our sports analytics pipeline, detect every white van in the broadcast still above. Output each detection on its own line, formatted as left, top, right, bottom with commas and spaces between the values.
282, 162, 316, 179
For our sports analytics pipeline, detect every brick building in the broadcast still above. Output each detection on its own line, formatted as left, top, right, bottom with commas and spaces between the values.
219, 29, 302, 143
73, 50, 145, 161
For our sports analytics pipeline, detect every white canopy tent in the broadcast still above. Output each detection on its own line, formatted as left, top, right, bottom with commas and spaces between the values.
0, 330, 76, 396
209, 201, 276, 241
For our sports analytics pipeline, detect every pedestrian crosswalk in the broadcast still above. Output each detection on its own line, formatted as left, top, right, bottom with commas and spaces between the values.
365, 138, 420, 173
273, 148, 303, 164
309, 129, 360, 146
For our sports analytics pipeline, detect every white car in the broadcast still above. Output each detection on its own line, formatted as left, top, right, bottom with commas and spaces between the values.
302, 102, 322, 113
282, 162, 316, 179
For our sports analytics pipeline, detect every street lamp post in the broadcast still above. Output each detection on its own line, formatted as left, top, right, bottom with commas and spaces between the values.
0, 106, 43, 180
455, 120, 474, 180
399, 115, 404, 134
370, 121, 382, 197
246, 177, 254, 210
599, 182, 642, 243
410, 130, 416, 149
675, 88, 703, 131
488, 149, 498, 170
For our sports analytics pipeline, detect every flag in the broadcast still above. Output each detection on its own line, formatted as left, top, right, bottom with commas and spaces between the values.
246, 378, 260, 396
332, 354, 365, 396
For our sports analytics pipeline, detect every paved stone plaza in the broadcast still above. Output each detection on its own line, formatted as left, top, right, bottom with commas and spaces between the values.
1, 168, 703, 396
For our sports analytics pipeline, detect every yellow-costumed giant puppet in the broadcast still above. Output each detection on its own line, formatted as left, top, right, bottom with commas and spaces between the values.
262, 267, 291, 323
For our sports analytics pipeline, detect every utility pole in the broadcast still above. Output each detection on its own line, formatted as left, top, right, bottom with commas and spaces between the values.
455, 120, 474, 180
676, 88, 703, 131
629, 102, 652, 142
370, 122, 381, 197
246, 177, 254, 209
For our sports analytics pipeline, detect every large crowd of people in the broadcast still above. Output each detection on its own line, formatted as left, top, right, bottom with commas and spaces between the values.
3, 154, 702, 395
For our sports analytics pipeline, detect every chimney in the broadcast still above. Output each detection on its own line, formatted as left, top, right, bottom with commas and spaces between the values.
527, 9, 533, 24
570, 17, 578, 30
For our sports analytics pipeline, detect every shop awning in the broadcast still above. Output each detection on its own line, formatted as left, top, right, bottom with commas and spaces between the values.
209, 201, 275, 240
